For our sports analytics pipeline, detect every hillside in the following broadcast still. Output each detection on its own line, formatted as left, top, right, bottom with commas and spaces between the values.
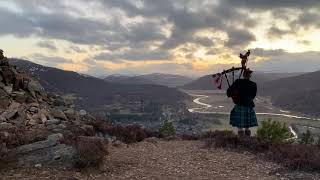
181, 72, 301, 90
10, 59, 189, 111
103, 75, 154, 85
104, 73, 193, 87
261, 70, 320, 116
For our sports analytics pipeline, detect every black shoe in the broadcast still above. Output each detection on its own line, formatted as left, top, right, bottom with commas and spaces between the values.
245, 129, 251, 136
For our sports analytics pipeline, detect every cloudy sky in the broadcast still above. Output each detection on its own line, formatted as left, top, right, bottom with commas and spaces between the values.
0, 0, 320, 77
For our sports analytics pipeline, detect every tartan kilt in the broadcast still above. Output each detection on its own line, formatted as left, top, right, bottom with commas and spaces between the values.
230, 105, 258, 128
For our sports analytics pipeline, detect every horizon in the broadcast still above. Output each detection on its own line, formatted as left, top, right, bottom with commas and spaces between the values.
1, 1, 320, 76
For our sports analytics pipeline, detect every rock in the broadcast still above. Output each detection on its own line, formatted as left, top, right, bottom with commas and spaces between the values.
0, 89, 10, 109
16, 133, 63, 154
0, 82, 5, 88
50, 109, 67, 120
0, 122, 14, 130
12, 91, 27, 103
3, 86, 12, 94
29, 102, 39, 107
63, 109, 79, 121
28, 119, 38, 126
4, 110, 18, 120
112, 140, 124, 147
53, 97, 67, 106
40, 112, 47, 123
34, 164, 42, 168
45, 119, 61, 126
79, 110, 87, 116
18, 143, 77, 168
57, 124, 67, 129
27, 80, 45, 97
144, 137, 159, 144
80, 125, 94, 136
29, 107, 38, 113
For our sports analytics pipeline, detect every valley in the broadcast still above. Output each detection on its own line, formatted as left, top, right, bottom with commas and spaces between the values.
183, 90, 320, 138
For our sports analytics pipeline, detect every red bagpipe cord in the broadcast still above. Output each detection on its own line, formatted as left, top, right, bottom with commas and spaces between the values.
213, 74, 223, 89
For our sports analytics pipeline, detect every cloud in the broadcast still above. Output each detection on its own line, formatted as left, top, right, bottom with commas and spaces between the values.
95, 48, 172, 62
251, 48, 286, 57
0, 0, 319, 75
36, 41, 57, 51
267, 27, 295, 39
220, 0, 320, 10
252, 51, 320, 73
27, 53, 72, 67
225, 29, 256, 48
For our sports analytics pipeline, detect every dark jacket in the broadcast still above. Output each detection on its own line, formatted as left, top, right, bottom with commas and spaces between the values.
227, 79, 257, 107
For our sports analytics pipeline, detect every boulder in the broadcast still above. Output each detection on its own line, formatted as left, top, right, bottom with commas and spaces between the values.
3, 86, 12, 94
50, 109, 67, 120
12, 91, 27, 103
16, 133, 63, 154
80, 125, 95, 136
45, 119, 61, 126
29, 107, 38, 113
63, 109, 79, 121
0, 122, 14, 130
4, 109, 18, 120
0, 89, 10, 109
79, 110, 87, 116
16, 137, 77, 167
27, 80, 45, 97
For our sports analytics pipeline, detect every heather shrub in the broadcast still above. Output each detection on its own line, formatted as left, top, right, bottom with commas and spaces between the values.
269, 144, 320, 171
299, 129, 314, 145
202, 129, 320, 171
105, 124, 152, 144
73, 136, 108, 169
159, 119, 176, 137
257, 120, 294, 143
203, 130, 239, 148
180, 133, 200, 141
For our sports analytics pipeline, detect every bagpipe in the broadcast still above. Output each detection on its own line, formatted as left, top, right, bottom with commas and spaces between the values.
212, 50, 251, 104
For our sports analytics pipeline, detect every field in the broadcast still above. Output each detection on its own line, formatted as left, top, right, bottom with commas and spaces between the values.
183, 90, 320, 137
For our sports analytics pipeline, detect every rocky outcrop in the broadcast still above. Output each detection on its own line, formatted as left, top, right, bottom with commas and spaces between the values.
0, 50, 108, 168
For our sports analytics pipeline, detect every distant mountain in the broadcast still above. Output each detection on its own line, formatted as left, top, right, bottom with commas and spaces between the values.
103, 75, 154, 85
261, 70, 320, 116
181, 72, 302, 90
103, 73, 194, 87
10, 59, 189, 111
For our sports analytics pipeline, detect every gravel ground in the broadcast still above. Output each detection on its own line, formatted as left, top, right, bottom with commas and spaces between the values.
1, 140, 319, 180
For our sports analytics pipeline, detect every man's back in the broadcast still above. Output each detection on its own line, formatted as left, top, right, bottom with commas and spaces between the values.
227, 79, 257, 107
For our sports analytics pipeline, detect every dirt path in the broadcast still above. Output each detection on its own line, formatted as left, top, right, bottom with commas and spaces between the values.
1, 140, 319, 180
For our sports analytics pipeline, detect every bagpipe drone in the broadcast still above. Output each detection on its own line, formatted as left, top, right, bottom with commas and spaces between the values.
212, 50, 251, 103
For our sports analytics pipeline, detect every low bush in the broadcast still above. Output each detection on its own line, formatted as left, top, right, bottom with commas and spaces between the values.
180, 133, 200, 141
299, 130, 314, 145
105, 124, 159, 144
73, 136, 108, 169
257, 120, 294, 143
159, 119, 176, 137
202, 129, 320, 171
269, 144, 320, 171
